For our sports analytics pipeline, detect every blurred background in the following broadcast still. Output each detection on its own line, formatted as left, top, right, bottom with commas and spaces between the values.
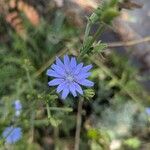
0, 0, 150, 149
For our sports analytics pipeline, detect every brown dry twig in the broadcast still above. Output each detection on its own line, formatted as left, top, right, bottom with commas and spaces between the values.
0, 0, 40, 37
34, 49, 67, 78
108, 36, 150, 48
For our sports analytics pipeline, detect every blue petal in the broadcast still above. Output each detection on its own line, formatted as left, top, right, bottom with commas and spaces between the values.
64, 55, 70, 65
146, 108, 150, 115
51, 64, 66, 76
48, 79, 64, 86
74, 63, 83, 74
61, 88, 69, 100
46, 69, 62, 78
56, 81, 68, 93
2, 126, 22, 144
80, 65, 92, 73
70, 57, 77, 69
74, 82, 83, 95
64, 55, 70, 72
78, 79, 94, 87
69, 83, 77, 97
56, 57, 64, 68
76, 72, 91, 80
14, 100, 22, 110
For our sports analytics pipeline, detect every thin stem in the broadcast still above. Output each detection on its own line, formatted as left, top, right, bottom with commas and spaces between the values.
83, 21, 92, 43
31, 111, 35, 142
25, 68, 33, 90
93, 25, 105, 42
25, 67, 35, 142
54, 127, 59, 150
74, 98, 83, 150
46, 102, 51, 120
80, 24, 105, 57
108, 36, 150, 47
49, 107, 73, 112
34, 48, 67, 77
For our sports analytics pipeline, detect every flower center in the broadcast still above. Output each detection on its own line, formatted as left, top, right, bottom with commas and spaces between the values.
66, 74, 74, 82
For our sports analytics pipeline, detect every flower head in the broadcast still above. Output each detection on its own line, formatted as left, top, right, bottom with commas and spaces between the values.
13, 100, 22, 110
13, 100, 22, 116
46, 55, 94, 99
2, 126, 22, 144
145, 107, 150, 115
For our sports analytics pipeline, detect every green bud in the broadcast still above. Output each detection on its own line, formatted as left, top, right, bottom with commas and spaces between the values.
84, 89, 95, 100
101, 8, 119, 24
37, 94, 43, 99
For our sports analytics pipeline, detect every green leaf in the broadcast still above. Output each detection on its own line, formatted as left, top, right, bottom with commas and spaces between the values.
89, 13, 99, 24
82, 36, 93, 49
93, 42, 107, 53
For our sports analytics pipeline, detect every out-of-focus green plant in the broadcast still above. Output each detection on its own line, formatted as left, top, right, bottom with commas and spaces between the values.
123, 137, 141, 149
87, 128, 110, 150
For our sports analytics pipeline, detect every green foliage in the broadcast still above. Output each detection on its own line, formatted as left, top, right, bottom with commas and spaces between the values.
0, 0, 150, 149
89, 0, 120, 24
87, 128, 100, 141
123, 138, 141, 149
87, 128, 110, 150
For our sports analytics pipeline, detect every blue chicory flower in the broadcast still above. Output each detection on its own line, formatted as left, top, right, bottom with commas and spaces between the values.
13, 100, 22, 116
13, 100, 22, 110
46, 55, 94, 99
145, 107, 150, 115
2, 126, 22, 144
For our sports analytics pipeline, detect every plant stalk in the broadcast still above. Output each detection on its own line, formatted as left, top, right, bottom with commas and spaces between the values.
74, 98, 83, 150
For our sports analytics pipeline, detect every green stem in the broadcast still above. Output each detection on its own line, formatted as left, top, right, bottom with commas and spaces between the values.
25, 68, 33, 90
74, 97, 83, 150
83, 21, 92, 43
54, 127, 59, 150
80, 24, 105, 57
49, 107, 72, 112
46, 102, 51, 120
25, 67, 35, 141
24, 119, 49, 127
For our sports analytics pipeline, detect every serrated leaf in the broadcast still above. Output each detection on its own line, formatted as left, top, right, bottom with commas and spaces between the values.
82, 36, 93, 49
93, 43, 107, 53
89, 13, 99, 24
